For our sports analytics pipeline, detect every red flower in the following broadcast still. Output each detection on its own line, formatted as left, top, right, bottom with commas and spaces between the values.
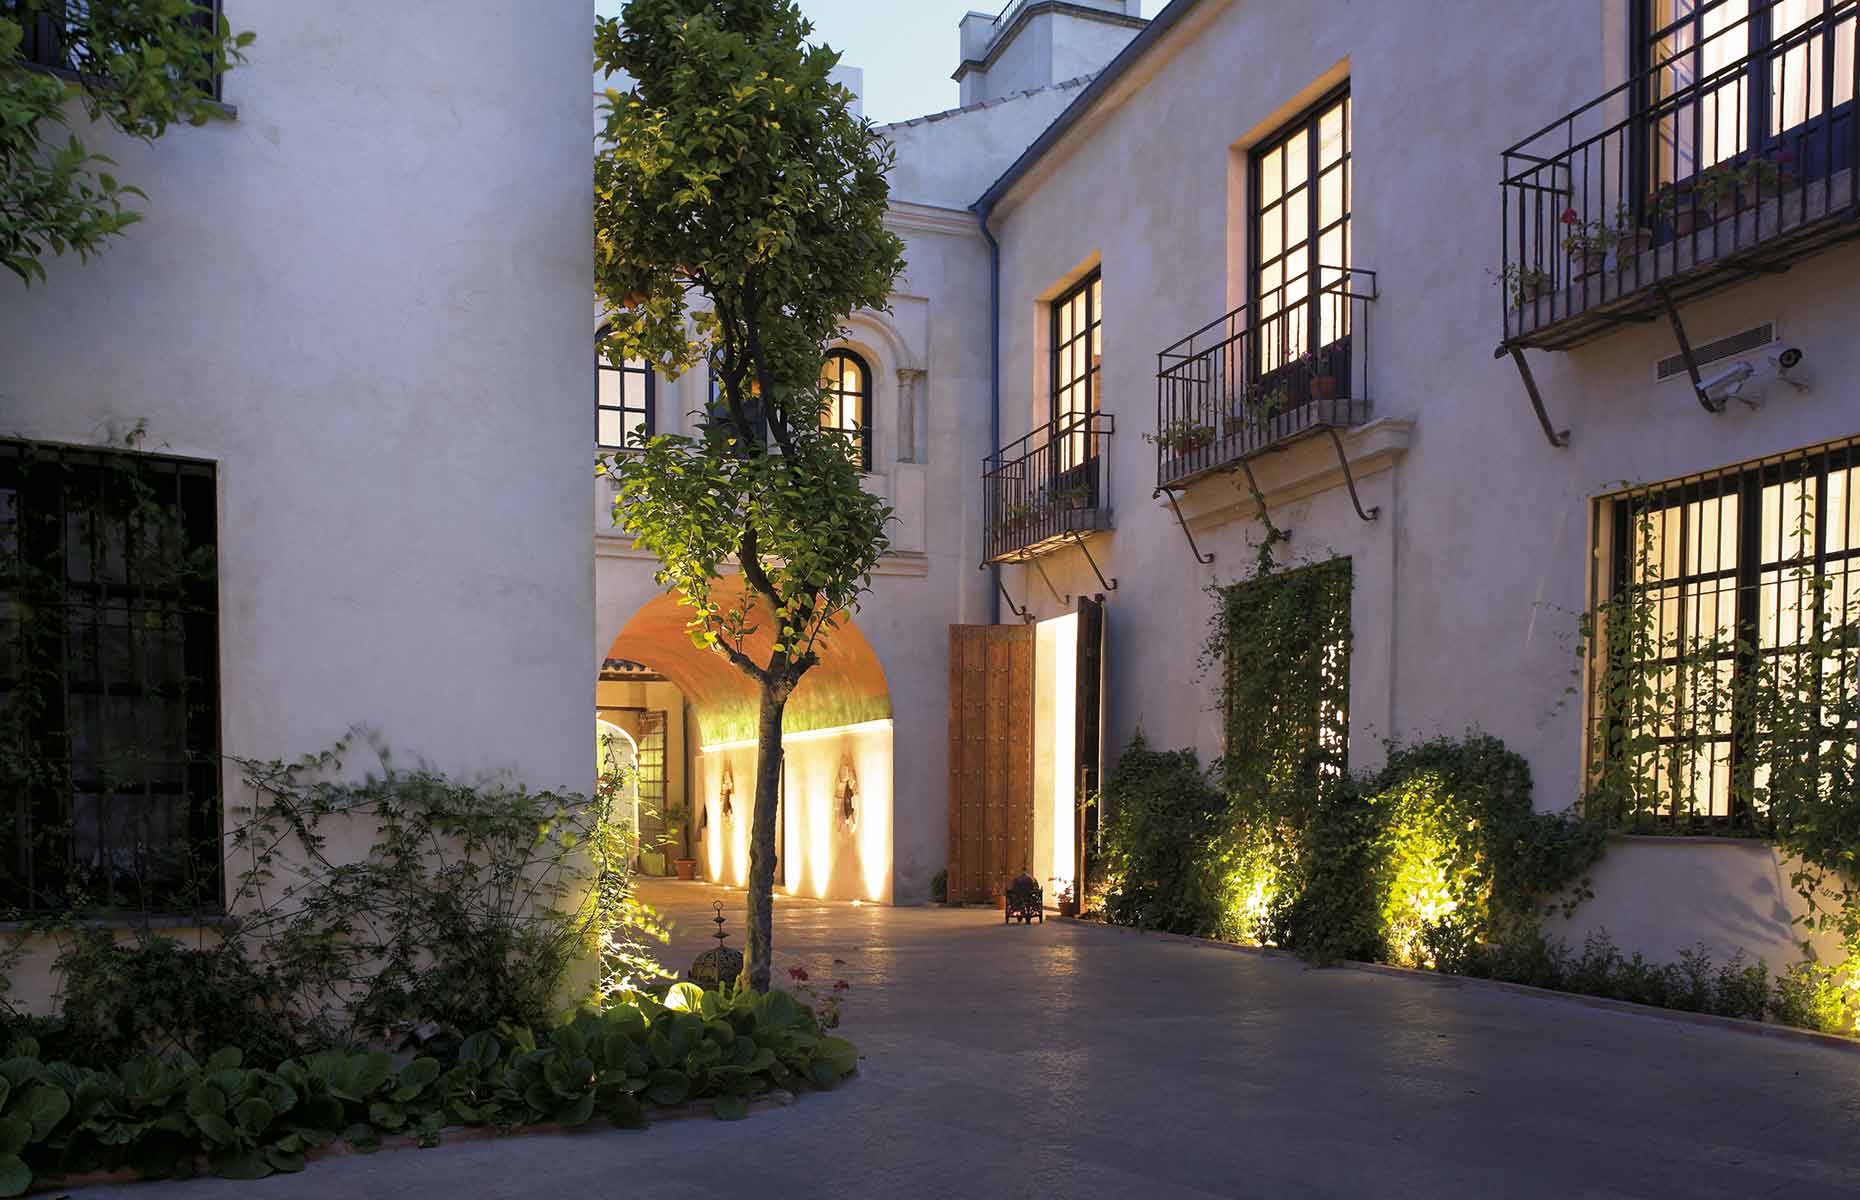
832, 980, 849, 992
1774, 149, 1797, 164
1560, 207, 1580, 224
788, 965, 809, 982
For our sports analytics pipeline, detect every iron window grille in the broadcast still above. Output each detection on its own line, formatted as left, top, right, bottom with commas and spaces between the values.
9, 0, 227, 101
820, 348, 873, 471
0, 439, 222, 916
597, 340, 654, 450
1588, 435, 1860, 833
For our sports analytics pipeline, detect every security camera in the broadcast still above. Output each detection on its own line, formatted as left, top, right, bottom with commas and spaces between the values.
1769, 347, 1810, 393
1698, 360, 1755, 409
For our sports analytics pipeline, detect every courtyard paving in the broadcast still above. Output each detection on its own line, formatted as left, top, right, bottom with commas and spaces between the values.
68, 879, 1860, 1198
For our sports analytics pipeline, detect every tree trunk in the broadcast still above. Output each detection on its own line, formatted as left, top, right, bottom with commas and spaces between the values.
742, 680, 788, 993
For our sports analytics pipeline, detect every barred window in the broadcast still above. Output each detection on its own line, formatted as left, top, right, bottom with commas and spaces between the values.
820, 349, 872, 471
1589, 437, 1860, 831
8, 0, 226, 100
0, 440, 222, 915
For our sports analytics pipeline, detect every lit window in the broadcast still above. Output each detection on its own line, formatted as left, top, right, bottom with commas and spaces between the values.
1644, 1, 1857, 189
1051, 270, 1101, 470
1591, 438, 1860, 831
597, 335, 654, 448
820, 349, 872, 470
1252, 87, 1351, 378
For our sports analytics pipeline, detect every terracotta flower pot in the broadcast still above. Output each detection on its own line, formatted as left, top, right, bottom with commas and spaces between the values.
1308, 374, 1338, 405
1670, 208, 1704, 236
1569, 247, 1607, 278
673, 857, 698, 881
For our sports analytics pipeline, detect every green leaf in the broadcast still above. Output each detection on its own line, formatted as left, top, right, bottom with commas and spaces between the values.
19, 1086, 68, 1140
643, 1069, 688, 1106
712, 1096, 748, 1121
234, 1097, 275, 1136
0, 1155, 27, 1199
265, 1147, 306, 1174
393, 1058, 440, 1100
0, 1120, 24, 1158
814, 1036, 858, 1077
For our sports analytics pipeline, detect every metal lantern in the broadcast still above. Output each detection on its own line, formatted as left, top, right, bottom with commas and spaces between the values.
1004, 872, 1043, 925
688, 900, 745, 987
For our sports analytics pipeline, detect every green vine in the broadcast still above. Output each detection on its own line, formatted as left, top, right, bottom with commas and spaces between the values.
1582, 475, 1860, 1031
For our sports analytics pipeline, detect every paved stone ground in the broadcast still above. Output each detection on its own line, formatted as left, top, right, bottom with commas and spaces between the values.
67, 880, 1860, 1198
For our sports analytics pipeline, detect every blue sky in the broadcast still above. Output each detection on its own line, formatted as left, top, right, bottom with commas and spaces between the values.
596, 2, 1142, 126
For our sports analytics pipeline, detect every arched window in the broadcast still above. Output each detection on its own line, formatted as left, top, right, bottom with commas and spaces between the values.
597, 328, 654, 448
820, 349, 872, 471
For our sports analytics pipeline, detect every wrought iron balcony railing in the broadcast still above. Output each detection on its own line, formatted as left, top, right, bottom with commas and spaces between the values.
1155, 269, 1376, 492
981, 411, 1114, 564
1500, 0, 1859, 351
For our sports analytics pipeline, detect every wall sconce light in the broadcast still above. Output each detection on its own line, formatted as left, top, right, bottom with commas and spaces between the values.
835, 755, 858, 834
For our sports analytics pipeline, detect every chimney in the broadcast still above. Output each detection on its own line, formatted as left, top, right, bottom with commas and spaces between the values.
953, 1, 1145, 107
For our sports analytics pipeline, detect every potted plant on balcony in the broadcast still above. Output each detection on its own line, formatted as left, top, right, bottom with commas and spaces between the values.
1146, 418, 1215, 457
1245, 381, 1293, 430
1060, 483, 1094, 511
1491, 262, 1554, 308
1653, 178, 1707, 236
1300, 351, 1338, 405
1735, 149, 1797, 210
1560, 207, 1613, 278
1003, 499, 1038, 531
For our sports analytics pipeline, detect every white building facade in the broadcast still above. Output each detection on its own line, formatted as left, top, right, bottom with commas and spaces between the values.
1, 1, 597, 1006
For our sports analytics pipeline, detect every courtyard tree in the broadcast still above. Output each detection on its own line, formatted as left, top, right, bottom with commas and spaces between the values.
593, 0, 905, 993
1, 0, 251, 285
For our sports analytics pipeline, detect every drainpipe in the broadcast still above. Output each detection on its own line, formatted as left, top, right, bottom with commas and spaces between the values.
973, 200, 1002, 625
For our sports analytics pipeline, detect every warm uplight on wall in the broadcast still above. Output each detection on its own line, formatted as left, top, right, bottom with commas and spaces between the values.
699, 717, 894, 754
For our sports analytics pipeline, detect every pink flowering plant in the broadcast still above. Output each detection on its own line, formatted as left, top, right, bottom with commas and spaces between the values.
786, 964, 852, 1030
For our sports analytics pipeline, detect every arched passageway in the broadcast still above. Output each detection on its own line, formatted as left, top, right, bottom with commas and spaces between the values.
599, 577, 895, 902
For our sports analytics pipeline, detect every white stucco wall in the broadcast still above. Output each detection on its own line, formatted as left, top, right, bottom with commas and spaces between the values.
0, 2, 596, 1007
978, 0, 1860, 966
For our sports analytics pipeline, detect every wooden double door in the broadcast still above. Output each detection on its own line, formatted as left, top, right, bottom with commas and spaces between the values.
946, 597, 1105, 904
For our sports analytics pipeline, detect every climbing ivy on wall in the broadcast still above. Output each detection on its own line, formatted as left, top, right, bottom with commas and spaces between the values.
1582, 478, 1860, 1032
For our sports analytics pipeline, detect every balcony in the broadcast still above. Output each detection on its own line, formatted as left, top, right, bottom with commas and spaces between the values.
1155, 269, 1376, 491
1500, 0, 1858, 352
981, 412, 1114, 564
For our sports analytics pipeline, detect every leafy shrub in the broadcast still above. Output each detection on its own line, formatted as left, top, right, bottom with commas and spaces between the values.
48, 932, 311, 1070
1266, 782, 1384, 964
228, 735, 669, 1052
1366, 738, 1606, 971
0, 982, 856, 1195
929, 870, 947, 904
1099, 737, 1233, 937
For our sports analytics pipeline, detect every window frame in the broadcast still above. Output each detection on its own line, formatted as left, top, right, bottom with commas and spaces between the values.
1592, 437, 1860, 833
0, 439, 224, 917
1049, 269, 1103, 436
596, 335, 655, 450
1247, 83, 1352, 384
11, 0, 227, 101
820, 348, 874, 472
1634, 0, 1856, 202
